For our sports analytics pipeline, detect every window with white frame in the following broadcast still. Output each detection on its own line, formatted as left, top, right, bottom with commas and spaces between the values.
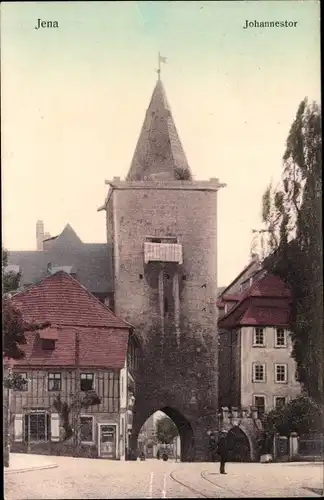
253, 363, 265, 382
274, 396, 287, 409
80, 373, 94, 391
275, 328, 286, 347
80, 416, 94, 442
253, 328, 265, 346
253, 395, 265, 416
275, 364, 288, 383
24, 412, 50, 442
48, 373, 61, 391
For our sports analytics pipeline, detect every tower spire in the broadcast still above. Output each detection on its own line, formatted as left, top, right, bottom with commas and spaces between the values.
126, 74, 193, 182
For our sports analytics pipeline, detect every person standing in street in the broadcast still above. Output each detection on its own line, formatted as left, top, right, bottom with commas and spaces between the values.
217, 431, 229, 474
208, 431, 218, 462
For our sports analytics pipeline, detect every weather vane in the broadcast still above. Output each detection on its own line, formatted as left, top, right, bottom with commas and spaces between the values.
156, 52, 167, 79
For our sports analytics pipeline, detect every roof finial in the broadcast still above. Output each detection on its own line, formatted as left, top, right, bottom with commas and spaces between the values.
156, 52, 167, 80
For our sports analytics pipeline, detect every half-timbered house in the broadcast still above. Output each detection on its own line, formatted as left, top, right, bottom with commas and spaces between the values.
9, 271, 141, 459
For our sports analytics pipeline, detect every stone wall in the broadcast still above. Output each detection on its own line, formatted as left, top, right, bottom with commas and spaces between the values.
107, 179, 222, 461
217, 406, 263, 462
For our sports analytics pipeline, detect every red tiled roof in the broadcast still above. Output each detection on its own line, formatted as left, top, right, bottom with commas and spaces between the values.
10, 271, 131, 369
38, 327, 59, 340
248, 274, 291, 299
13, 326, 129, 369
218, 272, 292, 329
11, 271, 130, 329
239, 305, 291, 327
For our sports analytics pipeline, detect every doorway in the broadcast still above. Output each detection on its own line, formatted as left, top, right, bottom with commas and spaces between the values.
98, 423, 117, 459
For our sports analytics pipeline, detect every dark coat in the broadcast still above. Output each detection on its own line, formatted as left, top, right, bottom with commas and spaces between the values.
217, 436, 228, 460
208, 435, 218, 461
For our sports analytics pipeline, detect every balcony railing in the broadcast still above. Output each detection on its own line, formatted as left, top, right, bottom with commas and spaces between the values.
144, 242, 183, 265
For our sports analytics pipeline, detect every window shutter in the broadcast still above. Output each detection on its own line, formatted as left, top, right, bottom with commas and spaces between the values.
50, 413, 60, 442
14, 414, 23, 442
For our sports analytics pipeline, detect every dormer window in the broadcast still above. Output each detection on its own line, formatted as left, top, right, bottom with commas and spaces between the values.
39, 328, 58, 351
42, 339, 56, 350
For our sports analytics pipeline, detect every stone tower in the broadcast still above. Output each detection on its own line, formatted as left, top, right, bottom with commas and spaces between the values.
36, 220, 51, 250
102, 77, 225, 461
36, 220, 44, 251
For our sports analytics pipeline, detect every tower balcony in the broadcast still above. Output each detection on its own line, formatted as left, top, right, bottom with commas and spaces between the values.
144, 242, 183, 265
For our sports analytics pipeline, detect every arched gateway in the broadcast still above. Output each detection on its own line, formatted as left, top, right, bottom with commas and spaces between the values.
136, 408, 194, 462
99, 76, 225, 461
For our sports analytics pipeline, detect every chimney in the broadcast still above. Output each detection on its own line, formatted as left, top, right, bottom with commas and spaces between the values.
36, 220, 44, 251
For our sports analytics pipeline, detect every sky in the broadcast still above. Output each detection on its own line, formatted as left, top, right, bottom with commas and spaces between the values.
1, 1, 320, 286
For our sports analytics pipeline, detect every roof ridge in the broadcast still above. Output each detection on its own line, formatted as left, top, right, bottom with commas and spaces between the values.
219, 259, 260, 297
11, 271, 132, 330
218, 270, 268, 323
64, 272, 134, 330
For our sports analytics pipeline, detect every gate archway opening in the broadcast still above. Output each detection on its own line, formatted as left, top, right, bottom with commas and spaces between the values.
136, 407, 194, 462
226, 426, 251, 462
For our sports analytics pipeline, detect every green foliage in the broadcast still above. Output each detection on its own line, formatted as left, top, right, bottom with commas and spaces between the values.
2, 248, 50, 361
174, 167, 191, 180
263, 396, 323, 438
2, 248, 21, 294
261, 98, 323, 402
155, 416, 179, 444
4, 372, 29, 391
3, 298, 28, 360
52, 391, 102, 441
2, 248, 27, 360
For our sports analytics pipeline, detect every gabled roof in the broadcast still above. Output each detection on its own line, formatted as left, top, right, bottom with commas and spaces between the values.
126, 79, 193, 181
11, 326, 129, 369
218, 273, 291, 329
7, 240, 113, 294
10, 271, 132, 369
11, 271, 129, 329
219, 256, 261, 299
53, 224, 83, 248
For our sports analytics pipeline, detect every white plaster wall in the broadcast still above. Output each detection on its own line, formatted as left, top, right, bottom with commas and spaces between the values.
240, 326, 301, 412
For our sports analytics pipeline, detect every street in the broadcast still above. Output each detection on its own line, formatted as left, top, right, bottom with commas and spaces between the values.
4, 456, 323, 499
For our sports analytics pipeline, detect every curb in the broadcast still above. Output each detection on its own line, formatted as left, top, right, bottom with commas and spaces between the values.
5, 463, 58, 475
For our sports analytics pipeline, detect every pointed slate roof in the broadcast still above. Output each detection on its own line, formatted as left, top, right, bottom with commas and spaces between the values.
126, 79, 193, 181
7, 224, 113, 294
49, 224, 83, 249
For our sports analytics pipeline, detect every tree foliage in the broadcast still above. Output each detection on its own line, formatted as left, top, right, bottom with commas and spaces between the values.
155, 415, 179, 444
53, 391, 102, 442
2, 248, 27, 362
260, 98, 323, 402
2, 248, 21, 294
2, 248, 49, 389
263, 396, 323, 438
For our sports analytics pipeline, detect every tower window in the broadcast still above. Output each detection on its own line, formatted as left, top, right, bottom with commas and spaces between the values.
139, 274, 143, 280
164, 297, 169, 315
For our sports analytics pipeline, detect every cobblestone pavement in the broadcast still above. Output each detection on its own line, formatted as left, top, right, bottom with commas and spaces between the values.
4, 456, 323, 499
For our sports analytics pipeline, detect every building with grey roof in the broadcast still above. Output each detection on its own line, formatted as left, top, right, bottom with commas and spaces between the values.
7, 223, 113, 307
